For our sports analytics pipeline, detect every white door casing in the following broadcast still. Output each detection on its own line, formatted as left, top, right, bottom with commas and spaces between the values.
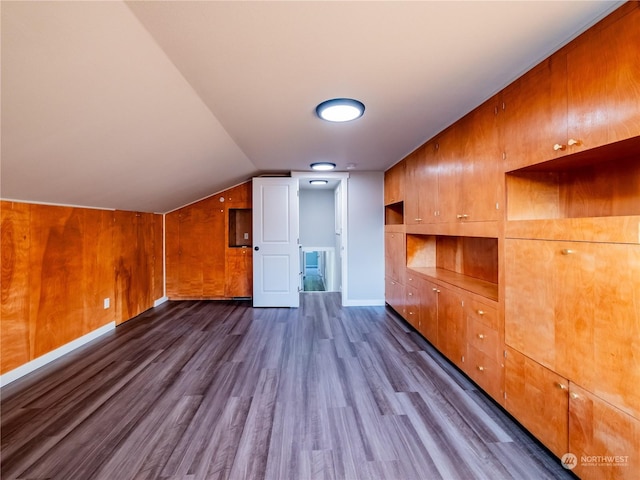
252, 177, 300, 307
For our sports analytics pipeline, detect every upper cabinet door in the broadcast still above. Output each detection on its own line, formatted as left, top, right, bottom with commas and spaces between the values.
502, 57, 567, 172
384, 160, 405, 206
460, 96, 501, 222
567, 5, 640, 151
404, 148, 422, 225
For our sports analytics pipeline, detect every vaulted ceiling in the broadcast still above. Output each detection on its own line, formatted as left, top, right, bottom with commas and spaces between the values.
1, 1, 622, 213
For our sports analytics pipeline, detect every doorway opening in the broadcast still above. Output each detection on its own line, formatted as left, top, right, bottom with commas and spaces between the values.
292, 171, 348, 303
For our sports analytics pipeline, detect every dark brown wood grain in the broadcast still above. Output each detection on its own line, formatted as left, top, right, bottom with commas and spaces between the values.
2, 295, 574, 479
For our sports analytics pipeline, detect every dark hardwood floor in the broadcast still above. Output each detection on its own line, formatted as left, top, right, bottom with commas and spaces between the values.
1, 293, 574, 480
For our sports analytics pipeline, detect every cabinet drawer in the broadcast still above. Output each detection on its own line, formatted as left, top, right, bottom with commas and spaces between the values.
467, 317, 500, 364
405, 285, 420, 328
464, 299, 498, 330
466, 346, 503, 402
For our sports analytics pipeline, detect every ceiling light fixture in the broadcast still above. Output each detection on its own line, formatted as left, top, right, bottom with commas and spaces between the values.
310, 162, 336, 171
309, 180, 328, 186
316, 98, 365, 122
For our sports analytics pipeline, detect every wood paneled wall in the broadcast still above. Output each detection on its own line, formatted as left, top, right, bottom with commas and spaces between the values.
0, 201, 163, 375
165, 182, 252, 299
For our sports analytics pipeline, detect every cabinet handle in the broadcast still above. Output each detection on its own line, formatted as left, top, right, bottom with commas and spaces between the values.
570, 392, 579, 400
553, 143, 566, 151
477, 310, 485, 315
477, 366, 485, 372
561, 249, 574, 255
568, 138, 581, 147
477, 334, 486, 339
436, 289, 441, 293
432, 287, 438, 292
414, 218, 422, 222
408, 292, 413, 296
456, 214, 469, 219
556, 383, 568, 391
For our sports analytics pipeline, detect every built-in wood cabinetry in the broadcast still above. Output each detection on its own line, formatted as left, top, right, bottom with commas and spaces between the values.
166, 182, 253, 300
504, 347, 569, 458
384, 230, 406, 315
502, 4, 640, 171
384, 161, 405, 206
385, 3, 639, 478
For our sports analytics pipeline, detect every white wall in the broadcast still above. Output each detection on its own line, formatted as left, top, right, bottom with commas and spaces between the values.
346, 171, 385, 305
299, 189, 335, 247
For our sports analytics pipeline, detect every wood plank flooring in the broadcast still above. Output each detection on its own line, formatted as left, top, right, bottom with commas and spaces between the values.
1, 293, 574, 480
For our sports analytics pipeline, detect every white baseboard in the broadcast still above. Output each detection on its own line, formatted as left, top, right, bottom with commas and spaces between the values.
153, 296, 169, 307
343, 298, 386, 307
0, 322, 115, 388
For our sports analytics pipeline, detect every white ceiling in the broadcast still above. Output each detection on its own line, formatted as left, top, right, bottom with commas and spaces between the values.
1, 1, 623, 213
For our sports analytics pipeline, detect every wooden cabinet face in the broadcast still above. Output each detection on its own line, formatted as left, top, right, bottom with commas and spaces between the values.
384, 232, 405, 283
405, 284, 420, 329
567, 6, 640, 152
385, 276, 405, 316
436, 99, 501, 223
404, 149, 422, 225
467, 346, 503, 402
569, 383, 640, 480
505, 239, 557, 369
506, 239, 640, 420
420, 142, 439, 224
417, 278, 438, 345
504, 346, 569, 458
384, 160, 405, 206
459, 97, 501, 222
437, 287, 465, 368
436, 129, 461, 224
502, 58, 567, 171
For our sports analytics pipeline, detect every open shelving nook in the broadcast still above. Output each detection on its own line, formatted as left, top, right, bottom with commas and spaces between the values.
385, 202, 404, 225
505, 136, 640, 244
228, 208, 252, 248
406, 234, 498, 302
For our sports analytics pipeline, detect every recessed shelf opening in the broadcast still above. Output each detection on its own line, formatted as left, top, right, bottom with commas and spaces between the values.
385, 202, 404, 225
506, 136, 640, 221
229, 208, 252, 248
406, 234, 498, 301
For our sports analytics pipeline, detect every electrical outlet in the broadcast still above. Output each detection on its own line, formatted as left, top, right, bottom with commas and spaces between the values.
103, 298, 110, 309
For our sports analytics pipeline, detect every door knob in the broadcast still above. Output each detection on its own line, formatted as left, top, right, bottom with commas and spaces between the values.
254, 246, 260, 251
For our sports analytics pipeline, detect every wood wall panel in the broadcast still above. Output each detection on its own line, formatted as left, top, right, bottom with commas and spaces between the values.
165, 181, 251, 300
29, 206, 87, 358
114, 211, 160, 324
81, 209, 114, 333
1, 202, 31, 373
153, 214, 164, 300
1, 202, 162, 375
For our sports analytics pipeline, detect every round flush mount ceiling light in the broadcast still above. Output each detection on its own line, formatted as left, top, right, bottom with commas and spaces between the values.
316, 98, 365, 122
309, 180, 328, 185
310, 162, 336, 171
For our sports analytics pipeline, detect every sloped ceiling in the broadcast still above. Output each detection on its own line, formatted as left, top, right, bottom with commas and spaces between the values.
1, 1, 622, 213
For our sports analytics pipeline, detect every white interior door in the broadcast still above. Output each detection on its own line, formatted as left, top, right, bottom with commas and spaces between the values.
252, 177, 300, 307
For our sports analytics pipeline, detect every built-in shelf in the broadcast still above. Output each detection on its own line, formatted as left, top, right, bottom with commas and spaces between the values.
229, 208, 252, 248
385, 202, 404, 225
408, 267, 499, 302
406, 234, 498, 302
506, 136, 640, 243
506, 136, 640, 222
